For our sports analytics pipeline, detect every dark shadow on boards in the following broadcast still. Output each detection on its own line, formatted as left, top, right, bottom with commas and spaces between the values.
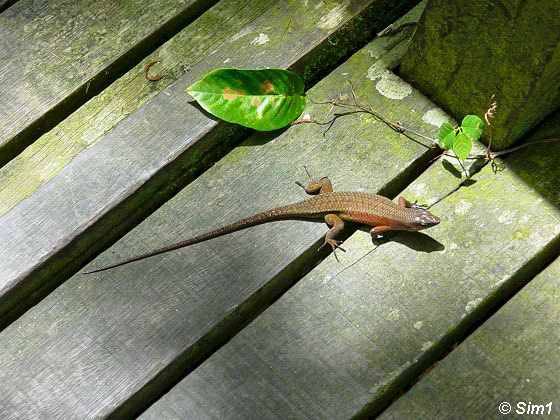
355, 226, 445, 253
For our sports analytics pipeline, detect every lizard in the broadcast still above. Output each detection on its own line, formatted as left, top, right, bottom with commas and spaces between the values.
84, 176, 439, 274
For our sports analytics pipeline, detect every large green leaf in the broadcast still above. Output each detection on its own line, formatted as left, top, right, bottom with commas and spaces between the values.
187, 68, 306, 131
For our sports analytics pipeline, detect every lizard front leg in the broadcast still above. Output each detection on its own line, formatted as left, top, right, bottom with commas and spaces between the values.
370, 225, 393, 239
319, 214, 346, 261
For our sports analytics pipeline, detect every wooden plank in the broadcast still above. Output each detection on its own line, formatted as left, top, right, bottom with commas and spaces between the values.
0, 0, 275, 217
139, 97, 560, 418
0, 19, 438, 419
379, 257, 560, 419
0, 0, 220, 167
0, 0, 420, 330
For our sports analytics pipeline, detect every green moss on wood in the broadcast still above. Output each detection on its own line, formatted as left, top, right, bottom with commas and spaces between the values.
400, 0, 560, 150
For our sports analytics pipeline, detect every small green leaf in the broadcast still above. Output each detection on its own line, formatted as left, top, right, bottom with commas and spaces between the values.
453, 132, 472, 160
462, 114, 484, 129
187, 68, 306, 131
461, 114, 485, 141
437, 122, 454, 141
441, 130, 457, 150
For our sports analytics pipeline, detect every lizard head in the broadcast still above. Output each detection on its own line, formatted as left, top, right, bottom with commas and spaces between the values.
411, 207, 440, 230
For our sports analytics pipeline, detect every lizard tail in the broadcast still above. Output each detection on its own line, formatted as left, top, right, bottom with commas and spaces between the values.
82, 205, 310, 274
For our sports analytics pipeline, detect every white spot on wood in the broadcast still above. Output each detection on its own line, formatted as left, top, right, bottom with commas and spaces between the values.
449, 242, 459, 251
414, 321, 423, 330
465, 297, 482, 314
250, 33, 270, 46
455, 200, 472, 215
231, 26, 253, 42
422, 108, 450, 127
421, 341, 433, 352
374, 72, 412, 100
223, 58, 231, 64
367, 61, 388, 81
317, 4, 348, 30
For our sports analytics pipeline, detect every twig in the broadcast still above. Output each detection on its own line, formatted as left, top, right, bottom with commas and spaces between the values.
486, 138, 560, 158
144, 59, 163, 81
305, 92, 560, 166
426, 160, 489, 209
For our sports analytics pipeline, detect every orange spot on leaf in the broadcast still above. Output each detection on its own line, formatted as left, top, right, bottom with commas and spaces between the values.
261, 80, 274, 93
223, 87, 245, 100
251, 97, 263, 107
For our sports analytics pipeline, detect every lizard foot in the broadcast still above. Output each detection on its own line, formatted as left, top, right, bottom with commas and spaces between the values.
319, 239, 346, 261
318, 238, 346, 252
318, 238, 346, 262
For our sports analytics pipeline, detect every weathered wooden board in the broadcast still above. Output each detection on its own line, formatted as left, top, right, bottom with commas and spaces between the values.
379, 256, 560, 419
0, 0, 274, 218
0, 0, 420, 330
0, 17, 441, 419
0, 0, 218, 166
140, 104, 560, 418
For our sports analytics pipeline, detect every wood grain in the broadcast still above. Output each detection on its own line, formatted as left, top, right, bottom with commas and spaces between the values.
380, 257, 560, 419
0, 0, 275, 218
0, 17, 437, 418
0, 0, 216, 166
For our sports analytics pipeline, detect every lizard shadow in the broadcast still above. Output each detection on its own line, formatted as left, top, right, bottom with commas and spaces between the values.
356, 226, 444, 253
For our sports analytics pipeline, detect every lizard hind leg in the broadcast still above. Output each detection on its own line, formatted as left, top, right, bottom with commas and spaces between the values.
295, 176, 334, 195
319, 214, 346, 261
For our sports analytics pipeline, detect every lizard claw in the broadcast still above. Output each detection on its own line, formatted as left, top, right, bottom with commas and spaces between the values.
318, 238, 346, 253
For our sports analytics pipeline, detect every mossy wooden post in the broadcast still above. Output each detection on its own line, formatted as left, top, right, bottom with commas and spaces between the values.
400, 0, 560, 150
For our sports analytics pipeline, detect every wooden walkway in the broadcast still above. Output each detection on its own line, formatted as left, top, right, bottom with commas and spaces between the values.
0, 1, 558, 419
